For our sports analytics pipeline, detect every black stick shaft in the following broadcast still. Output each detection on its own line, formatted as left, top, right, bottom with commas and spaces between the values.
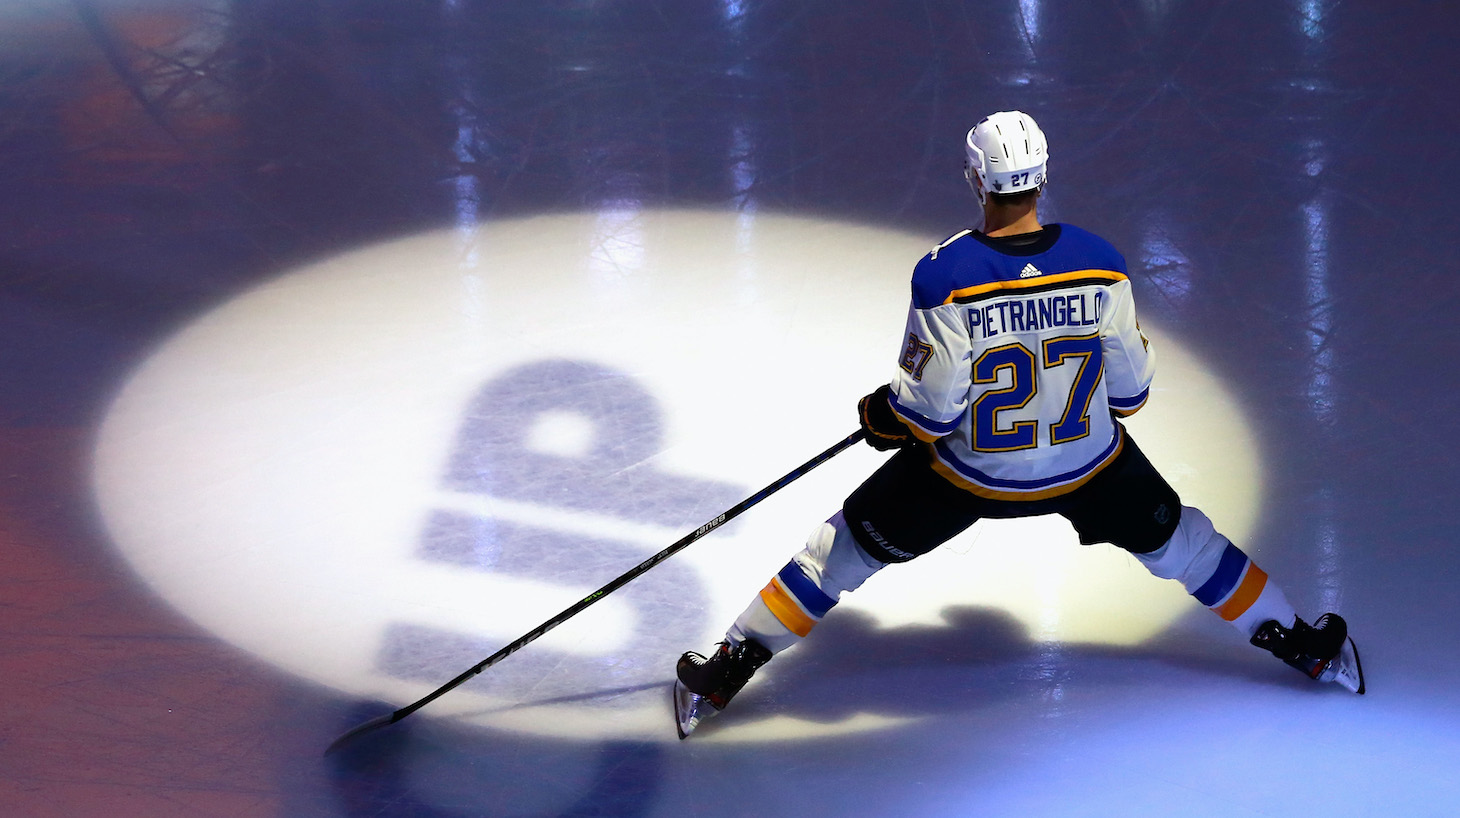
328, 429, 865, 750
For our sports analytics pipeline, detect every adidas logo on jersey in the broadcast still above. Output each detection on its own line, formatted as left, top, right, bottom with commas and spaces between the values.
1019, 263, 1042, 278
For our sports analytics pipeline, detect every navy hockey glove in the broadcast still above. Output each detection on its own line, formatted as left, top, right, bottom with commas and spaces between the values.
858, 384, 916, 451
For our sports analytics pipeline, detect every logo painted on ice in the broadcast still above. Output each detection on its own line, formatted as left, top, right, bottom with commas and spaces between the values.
379, 359, 745, 712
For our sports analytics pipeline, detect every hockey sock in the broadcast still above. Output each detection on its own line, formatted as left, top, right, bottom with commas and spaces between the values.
727, 512, 884, 654
1133, 506, 1297, 638
1191, 540, 1296, 637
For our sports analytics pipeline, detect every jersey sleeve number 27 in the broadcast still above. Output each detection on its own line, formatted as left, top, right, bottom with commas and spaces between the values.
971, 334, 1103, 452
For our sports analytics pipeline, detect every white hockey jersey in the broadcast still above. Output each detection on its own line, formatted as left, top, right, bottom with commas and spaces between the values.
887, 224, 1154, 500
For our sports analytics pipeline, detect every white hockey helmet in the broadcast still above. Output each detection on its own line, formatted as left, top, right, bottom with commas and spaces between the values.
964, 111, 1049, 203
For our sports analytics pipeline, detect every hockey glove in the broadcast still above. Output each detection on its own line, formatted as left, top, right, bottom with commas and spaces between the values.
858, 384, 916, 451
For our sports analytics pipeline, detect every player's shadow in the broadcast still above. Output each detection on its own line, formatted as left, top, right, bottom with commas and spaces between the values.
319, 607, 1299, 816
707, 604, 1299, 731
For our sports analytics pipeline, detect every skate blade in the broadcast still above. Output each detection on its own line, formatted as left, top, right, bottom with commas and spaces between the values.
1328, 636, 1366, 695
1317, 635, 1365, 694
672, 680, 718, 739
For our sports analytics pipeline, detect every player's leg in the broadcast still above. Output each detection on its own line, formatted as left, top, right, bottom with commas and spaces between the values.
1135, 506, 1362, 691
1062, 432, 1363, 692
672, 509, 881, 736
1136, 505, 1297, 634
674, 447, 981, 737
732, 446, 984, 650
721, 509, 884, 654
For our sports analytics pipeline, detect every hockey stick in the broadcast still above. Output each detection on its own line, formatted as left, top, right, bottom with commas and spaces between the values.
325, 428, 867, 754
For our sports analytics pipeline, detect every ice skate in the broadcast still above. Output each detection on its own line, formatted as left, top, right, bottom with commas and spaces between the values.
1251, 613, 1365, 694
672, 638, 772, 739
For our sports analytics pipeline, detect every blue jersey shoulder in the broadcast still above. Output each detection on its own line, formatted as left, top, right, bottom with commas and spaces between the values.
909, 230, 982, 310
909, 224, 1127, 310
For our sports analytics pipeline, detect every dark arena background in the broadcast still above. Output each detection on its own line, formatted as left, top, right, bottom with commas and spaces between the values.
4, 1, 1458, 816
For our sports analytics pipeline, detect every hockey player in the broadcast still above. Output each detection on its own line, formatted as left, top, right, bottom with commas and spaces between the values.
672, 110, 1364, 739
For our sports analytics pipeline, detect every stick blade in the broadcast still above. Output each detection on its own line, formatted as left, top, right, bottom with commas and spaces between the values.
324, 710, 400, 756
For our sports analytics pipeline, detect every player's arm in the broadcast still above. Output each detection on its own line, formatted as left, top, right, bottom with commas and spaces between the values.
859, 301, 972, 449
1099, 278, 1156, 417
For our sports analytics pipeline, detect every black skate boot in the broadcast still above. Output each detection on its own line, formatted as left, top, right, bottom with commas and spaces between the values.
1250, 613, 1365, 694
672, 638, 772, 739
